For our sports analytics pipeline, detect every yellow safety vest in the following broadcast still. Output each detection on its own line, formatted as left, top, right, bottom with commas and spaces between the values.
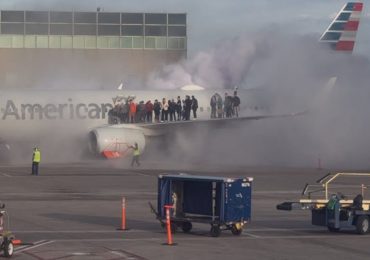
33, 150, 41, 163
133, 147, 140, 156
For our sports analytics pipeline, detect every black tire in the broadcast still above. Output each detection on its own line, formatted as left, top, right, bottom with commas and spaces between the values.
210, 225, 221, 237
181, 222, 192, 233
231, 224, 243, 235
356, 215, 370, 234
327, 226, 340, 232
4, 240, 14, 258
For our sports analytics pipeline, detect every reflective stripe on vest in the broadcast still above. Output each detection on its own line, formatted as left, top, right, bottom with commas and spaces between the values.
33, 150, 41, 162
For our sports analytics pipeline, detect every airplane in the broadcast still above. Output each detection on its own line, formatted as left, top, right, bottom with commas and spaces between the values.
0, 2, 362, 161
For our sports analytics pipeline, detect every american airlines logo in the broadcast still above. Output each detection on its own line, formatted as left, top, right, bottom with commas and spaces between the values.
0, 99, 113, 120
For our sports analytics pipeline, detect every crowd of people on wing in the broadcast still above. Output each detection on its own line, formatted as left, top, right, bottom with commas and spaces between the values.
108, 95, 198, 124
210, 91, 241, 119
108, 91, 241, 124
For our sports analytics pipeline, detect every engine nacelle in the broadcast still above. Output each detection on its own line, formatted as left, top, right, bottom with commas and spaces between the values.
88, 126, 146, 157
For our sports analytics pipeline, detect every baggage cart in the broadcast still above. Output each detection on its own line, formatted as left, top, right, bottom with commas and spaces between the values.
149, 174, 253, 237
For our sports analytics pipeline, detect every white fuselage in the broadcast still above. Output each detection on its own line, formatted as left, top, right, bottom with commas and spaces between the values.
0, 89, 268, 141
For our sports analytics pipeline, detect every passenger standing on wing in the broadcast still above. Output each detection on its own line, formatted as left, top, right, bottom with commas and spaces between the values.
129, 100, 137, 123
145, 100, 154, 123
224, 93, 233, 118
176, 96, 182, 121
191, 95, 198, 119
161, 98, 169, 122
216, 93, 223, 118
128, 142, 140, 167
153, 99, 161, 123
31, 147, 41, 175
185, 95, 192, 120
210, 94, 217, 118
182, 99, 186, 120
169, 99, 176, 121
232, 91, 240, 118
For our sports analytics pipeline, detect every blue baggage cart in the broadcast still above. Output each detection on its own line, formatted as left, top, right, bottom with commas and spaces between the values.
149, 174, 253, 237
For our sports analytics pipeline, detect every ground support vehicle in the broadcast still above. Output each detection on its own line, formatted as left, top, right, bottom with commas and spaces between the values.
277, 172, 370, 234
0, 203, 15, 258
150, 174, 253, 237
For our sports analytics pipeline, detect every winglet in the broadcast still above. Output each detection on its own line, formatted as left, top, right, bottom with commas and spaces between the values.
319, 2, 363, 52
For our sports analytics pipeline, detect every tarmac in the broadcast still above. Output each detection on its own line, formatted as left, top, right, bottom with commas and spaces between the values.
1, 161, 370, 260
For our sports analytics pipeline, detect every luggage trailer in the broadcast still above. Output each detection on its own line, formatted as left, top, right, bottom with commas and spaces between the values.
0, 203, 16, 258
150, 174, 253, 237
277, 172, 370, 234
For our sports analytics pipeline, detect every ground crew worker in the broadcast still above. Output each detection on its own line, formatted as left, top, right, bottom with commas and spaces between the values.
32, 147, 41, 175
129, 142, 140, 167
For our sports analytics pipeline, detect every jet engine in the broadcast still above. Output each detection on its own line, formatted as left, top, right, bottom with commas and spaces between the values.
88, 126, 146, 158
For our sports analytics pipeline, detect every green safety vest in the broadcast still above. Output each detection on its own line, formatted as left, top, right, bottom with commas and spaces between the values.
133, 147, 140, 156
33, 150, 41, 163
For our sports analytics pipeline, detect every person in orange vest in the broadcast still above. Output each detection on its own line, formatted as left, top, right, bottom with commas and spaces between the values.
128, 100, 137, 123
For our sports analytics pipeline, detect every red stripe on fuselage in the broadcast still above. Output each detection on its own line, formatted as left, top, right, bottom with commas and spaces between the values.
344, 20, 359, 31
353, 3, 363, 12
336, 41, 355, 51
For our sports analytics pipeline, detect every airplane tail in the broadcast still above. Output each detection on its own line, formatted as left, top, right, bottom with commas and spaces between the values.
319, 2, 363, 52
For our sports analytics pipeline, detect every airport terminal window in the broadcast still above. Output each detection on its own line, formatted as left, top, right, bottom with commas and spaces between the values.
145, 13, 166, 24
145, 25, 167, 36
74, 12, 96, 24
1, 23, 24, 34
98, 25, 120, 36
168, 26, 186, 37
50, 24, 72, 35
1, 11, 24, 22
97, 36, 119, 48
98, 13, 120, 24
36, 36, 48, 48
168, 37, 186, 49
60, 36, 72, 48
121, 13, 143, 24
121, 36, 132, 48
132, 36, 144, 48
49, 35, 61, 48
12, 35, 24, 48
156, 37, 167, 49
74, 24, 96, 35
178, 38, 186, 49
145, 37, 155, 48
168, 14, 186, 25
73, 36, 84, 48
25, 11, 48, 23
121, 25, 143, 36
0, 35, 11, 47
26, 23, 48, 35
50, 12, 72, 23
85, 36, 97, 48
24, 35, 36, 48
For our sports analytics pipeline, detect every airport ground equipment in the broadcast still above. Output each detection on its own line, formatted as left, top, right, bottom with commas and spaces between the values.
277, 172, 370, 234
0, 202, 16, 257
149, 173, 253, 237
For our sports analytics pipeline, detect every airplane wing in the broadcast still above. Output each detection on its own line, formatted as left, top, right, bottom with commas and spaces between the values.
319, 2, 363, 52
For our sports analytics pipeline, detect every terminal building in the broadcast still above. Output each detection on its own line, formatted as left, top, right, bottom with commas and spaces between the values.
0, 10, 187, 89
